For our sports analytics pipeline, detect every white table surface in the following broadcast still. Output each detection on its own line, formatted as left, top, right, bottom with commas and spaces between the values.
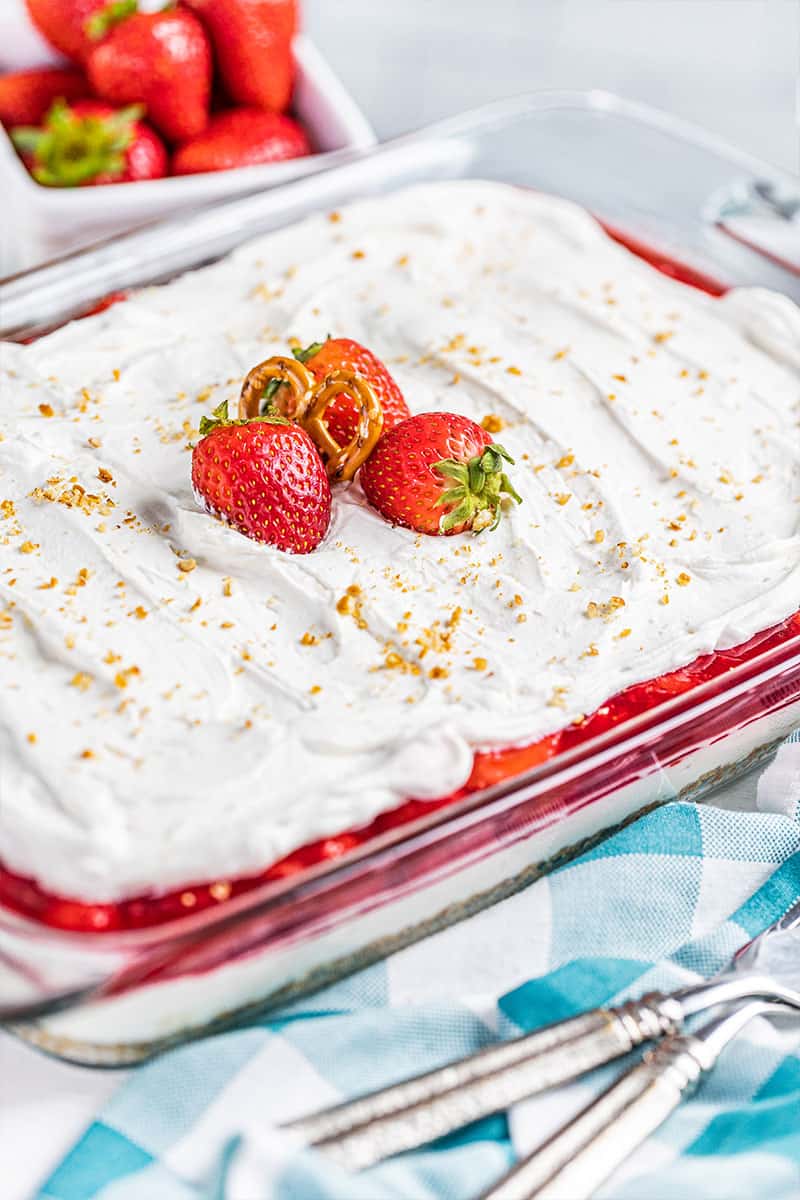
1, 3, 798, 1197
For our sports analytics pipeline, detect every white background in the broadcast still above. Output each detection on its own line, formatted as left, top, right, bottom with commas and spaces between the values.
305, 0, 799, 172
1, 0, 798, 168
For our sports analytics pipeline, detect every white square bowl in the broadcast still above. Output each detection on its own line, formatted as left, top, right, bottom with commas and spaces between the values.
0, 35, 376, 274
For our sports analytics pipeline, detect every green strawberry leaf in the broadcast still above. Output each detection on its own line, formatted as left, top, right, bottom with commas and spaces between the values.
10, 125, 43, 153
292, 336, 330, 364
199, 398, 230, 436
86, 0, 139, 41
497, 472, 523, 506
467, 457, 485, 493
260, 377, 286, 415
198, 395, 291, 438
434, 461, 469, 485
440, 496, 476, 532
433, 441, 522, 534
486, 443, 514, 465
18, 99, 141, 187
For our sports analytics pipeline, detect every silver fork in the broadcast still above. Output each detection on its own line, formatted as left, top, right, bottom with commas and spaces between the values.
478, 997, 797, 1200
284, 896, 800, 1172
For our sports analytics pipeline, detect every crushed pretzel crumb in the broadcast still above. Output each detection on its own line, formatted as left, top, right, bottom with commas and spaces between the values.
585, 596, 625, 620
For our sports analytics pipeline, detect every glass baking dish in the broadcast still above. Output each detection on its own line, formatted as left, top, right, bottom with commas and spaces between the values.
1, 91, 799, 1065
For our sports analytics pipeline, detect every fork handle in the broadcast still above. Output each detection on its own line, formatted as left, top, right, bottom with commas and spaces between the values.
294, 995, 682, 1172
478, 1034, 713, 1200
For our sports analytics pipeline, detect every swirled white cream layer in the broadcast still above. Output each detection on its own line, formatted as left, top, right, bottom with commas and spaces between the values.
1, 182, 798, 902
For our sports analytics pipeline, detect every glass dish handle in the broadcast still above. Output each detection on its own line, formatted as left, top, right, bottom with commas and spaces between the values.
707, 177, 800, 274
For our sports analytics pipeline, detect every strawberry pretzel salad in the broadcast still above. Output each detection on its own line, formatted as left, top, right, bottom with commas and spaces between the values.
1, 181, 799, 933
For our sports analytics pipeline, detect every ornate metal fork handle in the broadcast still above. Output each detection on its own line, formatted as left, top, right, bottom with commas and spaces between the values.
478, 998, 797, 1200
285, 971, 796, 1173
286, 993, 684, 1171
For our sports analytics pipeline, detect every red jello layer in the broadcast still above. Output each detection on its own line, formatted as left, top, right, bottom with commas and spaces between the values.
2, 230, 792, 932
2, 611, 798, 932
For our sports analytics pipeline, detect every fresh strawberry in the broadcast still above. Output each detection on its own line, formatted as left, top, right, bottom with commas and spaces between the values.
24, 0, 109, 63
192, 400, 332, 553
185, 0, 297, 112
86, 3, 212, 142
292, 338, 411, 448
0, 68, 92, 128
172, 107, 309, 174
11, 99, 167, 186
360, 412, 522, 536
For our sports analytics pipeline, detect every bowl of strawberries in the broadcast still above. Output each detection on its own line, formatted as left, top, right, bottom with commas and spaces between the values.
0, 0, 375, 271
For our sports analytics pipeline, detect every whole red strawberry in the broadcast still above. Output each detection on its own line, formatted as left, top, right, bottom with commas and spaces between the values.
0, 68, 92, 128
360, 412, 522, 536
25, 0, 109, 63
172, 107, 309, 174
185, 0, 297, 112
11, 99, 167, 186
292, 338, 411, 449
192, 400, 332, 553
87, 3, 212, 143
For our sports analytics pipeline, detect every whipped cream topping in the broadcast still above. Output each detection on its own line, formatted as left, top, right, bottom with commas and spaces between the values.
1, 181, 798, 903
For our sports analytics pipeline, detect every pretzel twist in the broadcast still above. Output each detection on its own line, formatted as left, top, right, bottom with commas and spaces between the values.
238, 356, 316, 421
238, 357, 384, 482
303, 370, 384, 481
237, 355, 381, 477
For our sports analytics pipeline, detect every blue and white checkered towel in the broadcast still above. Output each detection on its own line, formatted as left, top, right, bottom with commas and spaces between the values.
38, 729, 800, 1200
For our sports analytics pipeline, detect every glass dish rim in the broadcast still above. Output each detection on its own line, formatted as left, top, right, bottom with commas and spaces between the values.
2, 86, 798, 336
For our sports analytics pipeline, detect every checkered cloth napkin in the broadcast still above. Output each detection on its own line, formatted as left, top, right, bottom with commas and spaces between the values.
38, 729, 800, 1200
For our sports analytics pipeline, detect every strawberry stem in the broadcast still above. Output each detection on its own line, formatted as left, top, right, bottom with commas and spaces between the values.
435, 443, 522, 533
85, 0, 139, 41
260, 378, 285, 414
198, 398, 232, 436
292, 337, 331, 364
12, 100, 142, 187
198, 397, 290, 437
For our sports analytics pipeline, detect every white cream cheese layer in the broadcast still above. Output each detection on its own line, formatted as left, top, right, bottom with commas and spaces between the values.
1, 181, 798, 902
